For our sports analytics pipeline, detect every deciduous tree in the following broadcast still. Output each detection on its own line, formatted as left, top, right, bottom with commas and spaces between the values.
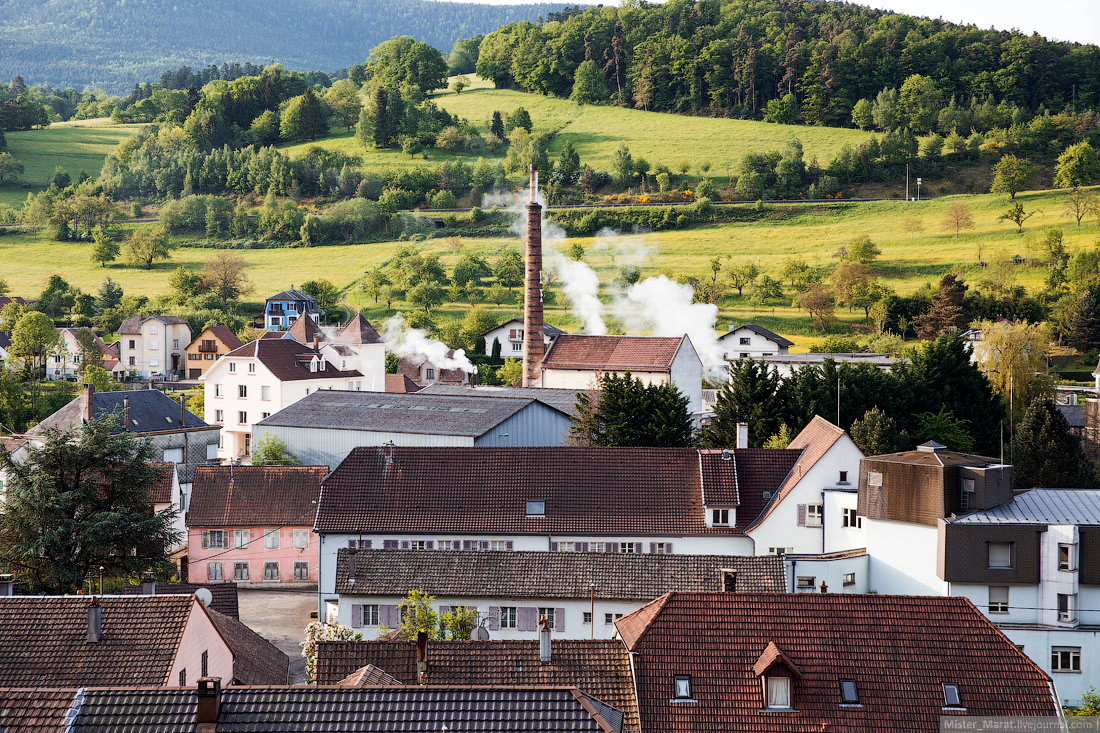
850, 407, 910, 455
989, 154, 1035, 200
796, 283, 836, 331
941, 202, 974, 238
125, 225, 174, 269
90, 232, 120, 267
1053, 142, 1100, 189
201, 251, 254, 306
998, 202, 1035, 233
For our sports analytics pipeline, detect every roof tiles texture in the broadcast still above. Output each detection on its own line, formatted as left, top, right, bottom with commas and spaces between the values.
616, 592, 1057, 732
188, 465, 328, 527
338, 664, 405, 687
339, 314, 383, 345
316, 640, 638, 731
541, 335, 683, 371
223, 339, 362, 382
206, 608, 289, 685
0, 688, 76, 733
119, 582, 239, 619
190, 325, 244, 351
335, 549, 784, 599
384, 374, 422, 393
0, 596, 193, 687
29, 389, 209, 435
148, 463, 175, 504
698, 448, 801, 525
287, 314, 322, 343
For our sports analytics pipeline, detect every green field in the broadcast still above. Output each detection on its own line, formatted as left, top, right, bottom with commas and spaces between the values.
0, 120, 139, 207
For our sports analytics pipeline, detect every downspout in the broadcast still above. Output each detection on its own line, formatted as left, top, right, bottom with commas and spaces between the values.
821, 490, 826, 555
789, 559, 796, 593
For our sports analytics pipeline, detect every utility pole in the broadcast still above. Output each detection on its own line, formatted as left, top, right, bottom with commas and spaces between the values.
906, 163, 909, 202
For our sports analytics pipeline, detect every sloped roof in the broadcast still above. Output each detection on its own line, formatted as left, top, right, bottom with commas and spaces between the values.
698, 448, 802, 527
541, 335, 685, 371
747, 416, 848, 530
118, 315, 190, 335
266, 288, 318, 304
287, 314, 322, 344
866, 447, 1001, 467
952, 488, 1100, 524
119, 582, 240, 619
338, 664, 405, 687
419, 384, 581, 418
0, 331, 11, 349
335, 549, 783, 599
27, 389, 210, 436
317, 639, 637, 731
315, 447, 730, 536
206, 608, 289, 685
0, 688, 77, 733
339, 314, 383, 345
1057, 403, 1085, 429
0, 596, 195, 687
616, 593, 1056, 731
148, 462, 175, 504
221, 338, 362, 382
188, 465, 329, 527
254, 390, 558, 437
397, 350, 468, 384
384, 374, 422, 393
480, 317, 567, 339
188, 325, 244, 351
58, 327, 111, 355
717, 323, 794, 347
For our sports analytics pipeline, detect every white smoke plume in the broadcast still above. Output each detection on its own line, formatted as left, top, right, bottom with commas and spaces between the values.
610, 275, 723, 373
381, 313, 477, 374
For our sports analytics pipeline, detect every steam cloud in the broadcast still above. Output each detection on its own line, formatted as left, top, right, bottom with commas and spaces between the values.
382, 313, 477, 374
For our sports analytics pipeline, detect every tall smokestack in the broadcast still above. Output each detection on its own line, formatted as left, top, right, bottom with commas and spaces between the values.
522, 165, 544, 387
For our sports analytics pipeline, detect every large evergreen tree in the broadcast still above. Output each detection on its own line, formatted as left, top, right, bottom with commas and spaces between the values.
1011, 400, 1100, 490
913, 273, 969, 339
850, 406, 911, 456
703, 359, 784, 448
570, 371, 693, 448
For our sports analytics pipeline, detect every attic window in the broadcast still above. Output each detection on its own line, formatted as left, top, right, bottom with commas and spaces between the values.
840, 680, 858, 704
765, 677, 791, 709
942, 683, 962, 707
673, 675, 693, 700
526, 501, 545, 517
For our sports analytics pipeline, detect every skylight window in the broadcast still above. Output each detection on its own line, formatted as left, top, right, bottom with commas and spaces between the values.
943, 683, 961, 707
673, 676, 692, 699
840, 680, 858, 704
526, 500, 545, 516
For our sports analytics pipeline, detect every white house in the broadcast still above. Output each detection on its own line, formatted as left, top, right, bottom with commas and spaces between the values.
479, 317, 565, 357
118, 315, 192, 380
46, 327, 120, 381
200, 337, 363, 462
330, 549, 784, 639
760, 353, 904, 380
717, 323, 793, 361
317, 314, 386, 392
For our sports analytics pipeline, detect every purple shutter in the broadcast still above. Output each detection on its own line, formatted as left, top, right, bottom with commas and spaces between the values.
351, 604, 362, 628
364, 539, 372, 549
505, 540, 514, 551
579, 542, 588, 552
555, 608, 565, 632
439, 605, 450, 616
550, 542, 559, 552
607, 542, 618, 553
401, 540, 410, 550
382, 605, 398, 627
348, 539, 356, 549
636, 539, 643, 553
454, 539, 461, 550
649, 542, 657, 554
797, 504, 807, 527
426, 541, 434, 550
523, 607, 536, 632
202, 531, 209, 549
479, 540, 490, 551
488, 607, 500, 631
463, 540, 472, 550
666, 542, 673, 554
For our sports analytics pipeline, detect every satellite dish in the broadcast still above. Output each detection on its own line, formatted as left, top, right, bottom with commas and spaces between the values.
474, 626, 490, 640
195, 588, 213, 607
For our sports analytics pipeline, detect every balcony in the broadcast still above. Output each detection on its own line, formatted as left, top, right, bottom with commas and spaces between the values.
198, 342, 219, 353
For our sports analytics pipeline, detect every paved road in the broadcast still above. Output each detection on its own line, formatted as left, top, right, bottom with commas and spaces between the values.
237, 587, 317, 684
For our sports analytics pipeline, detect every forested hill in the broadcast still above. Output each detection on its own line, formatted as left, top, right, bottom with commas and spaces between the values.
0, 0, 569, 92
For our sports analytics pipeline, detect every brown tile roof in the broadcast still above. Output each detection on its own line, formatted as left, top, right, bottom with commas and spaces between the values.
206, 608, 289, 685
339, 314, 383, 345
747, 416, 847, 530
149, 462, 175, 504
118, 315, 189, 335
315, 447, 734, 536
335, 549, 784, 599
616, 593, 1057, 731
223, 338, 362, 382
385, 374, 422, 393
188, 465, 329, 527
338, 664, 405, 687
0, 688, 77, 733
865, 447, 1001, 467
541, 335, 685, 371
119, 582, 240, 619
698, 448, 801, 528
316, 639, 638, 731
287, 314, 322, 344
188, 325, 244, 351
0, 596, 195, 687
397, 351, 468, 384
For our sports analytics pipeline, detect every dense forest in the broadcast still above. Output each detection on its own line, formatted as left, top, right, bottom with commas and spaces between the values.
0, 0, 568, 92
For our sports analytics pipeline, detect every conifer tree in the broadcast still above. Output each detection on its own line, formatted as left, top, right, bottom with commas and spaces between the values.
1011, 400, 1099, 490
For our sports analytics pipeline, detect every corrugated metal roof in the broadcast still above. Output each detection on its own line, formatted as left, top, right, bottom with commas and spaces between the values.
952, 488, 1100, 524
418, 384, 580, 417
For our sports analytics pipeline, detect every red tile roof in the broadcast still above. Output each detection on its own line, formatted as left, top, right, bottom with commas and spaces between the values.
385, 374, 422, 393
339, 314, 383, 345
188, 465, 329, 527
149, 462, 175, 504
119, 582, 240, 619
541, 335, 685, 371
287, 315, 322, 344
397, 351, 468, 384
338, 664, 405, 687
616, 593, 1057, 731
206, 608, 289, 685
699, 448, 801, 528
0, 688, 76, 733
221, 338, 362, 382
188, 325, 244, 352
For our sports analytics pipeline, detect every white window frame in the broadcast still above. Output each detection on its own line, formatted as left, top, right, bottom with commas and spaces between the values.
590, 542, 605, 552
229, 362, 236, 372
620, 542, 636, 554
1058, 593, 1076, 623
988, 586, 1009, 614
500, 607, 517, 629
214, 384, 223, 397
233, 562, 249, 581
261, 385, 271, 400
1058, 543, 1075, 571
712, 508, 729, 526
264, 530, 280, 550
988, 542, 1013, 569
410, 540, 426, 551
558, 541, 574, 552
1051, 647, 1081, 672
294, 561, 309, 580
490, 540, 507, 551
765, 677, 791, 709
437, 540, 452, 551
842, 508, 861, 529
796, 576, 816, 590
806, 504, 823, 527
202, 530, 225, 549
293, 529, 309, 549
233, 529, 250, 549
843, 572, 855, 586
214, 409, 224, 423
537, 607, 556, 630
363, 604, 380, 626
207, 562, 223, 581
264, 561, 279, 581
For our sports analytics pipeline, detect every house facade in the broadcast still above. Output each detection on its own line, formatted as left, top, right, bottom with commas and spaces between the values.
480, 317, 565, 357
184, 325, 244, 381
47, 328, 118, 381
187, 465, 328, 585
318, 314, 386, 392
760, 352, 904, 380
717, 323, 793, 361
118, 315, 192, 380
199, 338, 362, 461
397, 350, 473, 388
261, 287, 320, 331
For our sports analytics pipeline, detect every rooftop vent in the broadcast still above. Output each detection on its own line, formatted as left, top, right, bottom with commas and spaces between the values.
917, 441, 947, 453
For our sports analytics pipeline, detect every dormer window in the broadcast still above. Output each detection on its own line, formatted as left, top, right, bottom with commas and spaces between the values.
712, 508, 729, 526
672, 675, 692, 700
942, 683, 961, 707
766, 677, 791, 708
526, 501, 545, 516
840, 679, 859, 704
310, 358, 318, 373
753, 642, 800, 712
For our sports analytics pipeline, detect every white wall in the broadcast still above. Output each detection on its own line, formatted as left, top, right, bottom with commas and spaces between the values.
167, 599, 235, 686
717, 328, 788, 361
323, 343, 386, 393
996, 626, 1100, 707
865, 518, 947, 595
120, 320, 191, 379
1040, 525, 1080, 628
951, 583, 1041, 626
670, 338, 703, 415
482, 323, 553, 357
783, 553, 868, 593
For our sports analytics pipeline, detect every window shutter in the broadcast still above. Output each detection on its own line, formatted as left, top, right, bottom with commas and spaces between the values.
348, 540, 356, 549
382, 605, 398, 627
797, 504, 807, 527
351, 604, 362, 628
522, 607, 535, 632
578, 542, 588, 552
649, 542, 657, 554
488, 607, 500, 631
364, 539, 372, 549
202, 531, 209, 549
439, 605, 450, 616
505, 541, 514, 551
666, 542, 673, 554
551, 542, 559, 552
454, 539, 461, 550
555, 608, 566, 633
607, 542, 619, 553
426, 541, 434, 550
636, 539, 643, 552
463, 540, 472, 551
479, 540, 490, 551
401, 540, 410, 550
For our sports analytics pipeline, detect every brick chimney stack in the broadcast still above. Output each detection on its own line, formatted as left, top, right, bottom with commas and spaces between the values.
196, 677, 222, 730
82, 383, 95, 423
522, 164, 544, 387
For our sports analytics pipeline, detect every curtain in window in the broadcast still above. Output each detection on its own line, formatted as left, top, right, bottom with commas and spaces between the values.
767, 677, 790, 708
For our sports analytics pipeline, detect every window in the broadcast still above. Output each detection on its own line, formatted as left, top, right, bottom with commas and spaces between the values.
653, 542, 669, 554
264, 530, 280, 549
988, 586, 1009, 614
248, 362, 256, 373
961, 478, 975, 511
842, 508, 861, 528
202, 530, 225, 548
201, 650, 207, 677
425, 368, 435, 380
173, 339, 180, 349
512, 343, 522, 351
796, 576, 816, 590
149, 356, 159, 367
1058, 594, 1076, 622
163, 447, 183, 463
234, 562, 249, 581
843, 573, 855, 586
437, 540, 452, 551
838, 471, 848, 483
150, 323, 158, 335
739, 337, 751, 345
264, 562, 279, 581
526, 501, 545, 516
583, 612, 592, 624
723, 571, 737, 592
261, 412, 270, 419
500, 607, 517, 628
867, 471, 882, 487
214, 409, 224, 423
229, 362, 237, 372
410, 540, 426, 550
238, 384, 247, 398
620, 542, 636, 554
128, 356, 136, 366
294, 562, 309, 580
673, 675, 693, 699
362, 604, 380, 626
179, 670, 186, 687
233, 529, 250, 549
766, 677, 791, 709
128, 340, 136, 349
769, 547, 793, 555
238, 411, 247, 424
942, 683, 961, 707
605, 613, 623, 624
149, 340, 159, 350
558, 541, 574, 552
590, 542, 604, 553
713, 508, 730, 526
215, 384, 223, 397
806, 504, 823, 526
840, 679, 858, 704
205, 353, 214, 360
490, 540, 508, 551
189, 353, 200, 361
988, 542, 1013, 569
207, 562, 223, 581
293, 529, 309, 549
261, 386, 270, 400
1051, 647, 1081, 672
1059, 544, 1074, 571
538, 607, 556, 629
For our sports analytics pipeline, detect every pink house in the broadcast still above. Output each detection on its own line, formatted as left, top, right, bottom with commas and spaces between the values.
187, 465, 329, 585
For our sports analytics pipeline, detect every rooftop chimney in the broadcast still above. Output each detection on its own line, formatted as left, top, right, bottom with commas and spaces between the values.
82, 383, 95, 423
142, 571, 156, 596
736, 423, 749, 450
728, 322, 736, 332
416, 631, 428, 684
0, 574, 13, 596
539, 614, 551, 664
313, 334, 320, 352
522, 164, 544, 388
179, 395, 186, 425
196, 677, 222, 728
123, 395, 130, 430
819, 580, 828, 594
87, 598, 102, 643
